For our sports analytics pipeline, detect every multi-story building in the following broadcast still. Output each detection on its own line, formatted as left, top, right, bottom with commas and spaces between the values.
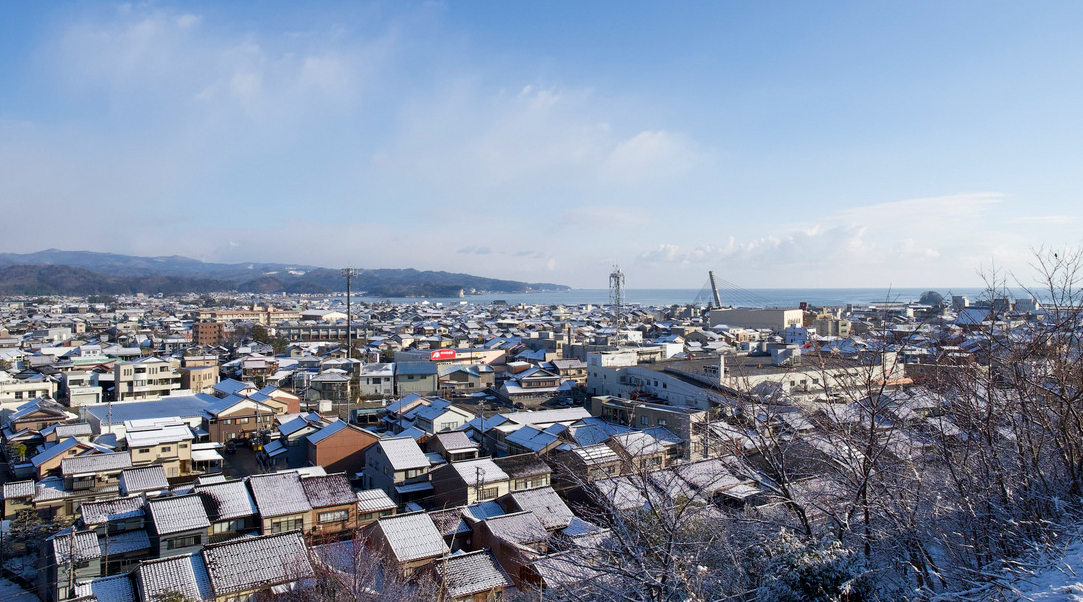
179, 355, 219, 394
192, 321, 225, 346
113, 357, 182, 402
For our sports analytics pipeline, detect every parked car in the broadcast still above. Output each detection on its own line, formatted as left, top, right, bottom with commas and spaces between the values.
226, 442, 237, 454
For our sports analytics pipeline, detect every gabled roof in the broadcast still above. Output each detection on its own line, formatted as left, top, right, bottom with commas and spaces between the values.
31, 437, 83, 467
434, 549, 512, 599
307, 420, 355, 446
119, 465, 169, 495
136, 553, 213, 602
481, 511, 549, 545
301, 473, 355, 508
202, 530, 314, 597
146, 495, 211, 535
51, 529, 101, 564
248, 472, 312, 517
433, 431, 477, 453
80, 496, 145, 526
376, 437, 429, 471
506, 487, 574, 530
356, 488, 396, 514
195, 480, 258, 522
373, 512, 448, 563
75, 574, 137, 602
62, 451, 132, 476
450, 457, 508, 485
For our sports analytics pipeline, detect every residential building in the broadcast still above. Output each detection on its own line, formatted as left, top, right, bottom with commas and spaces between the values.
114, 357, 182, 402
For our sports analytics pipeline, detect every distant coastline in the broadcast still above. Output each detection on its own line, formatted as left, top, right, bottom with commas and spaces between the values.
342, 287, 1023, 307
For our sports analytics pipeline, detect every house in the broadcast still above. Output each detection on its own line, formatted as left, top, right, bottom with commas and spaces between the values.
355, 488, 397, 526
430, 457, 510, 507
6, 397, 72, 433
248, 471, 312, 535
590, 395, 709, 461
364, 511, 449, 577
426, 431, 480, 462
113, 357, 181, 402
500, 486, 574, 531
437, 364, 495, 394
493, 453, 553, 492
61, 451, 133, 493
301, 472, 357, 540
261, 412, 331, 470
395, 362, 439, 395
118, 465, 169, 496
549, 444, 622, 489
432, 549, 513, 602
194, 479, 259, 544
201, 530, 314, 600
306, 420, 379, 476
144, 494, 210, 558
124, 418, 195, 477
202, 395, 278, 444
606, 428, 681, 471
40, 529, 101, 602
473, 511, 550, 589
308, 370, 351, 404
551, 359, 588, 387
363, 436, 433, 508
356, 363, 395, 398
412, 398, 475, 434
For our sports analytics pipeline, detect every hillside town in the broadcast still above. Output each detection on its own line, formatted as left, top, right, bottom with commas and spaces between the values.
0, 283, 1063, 602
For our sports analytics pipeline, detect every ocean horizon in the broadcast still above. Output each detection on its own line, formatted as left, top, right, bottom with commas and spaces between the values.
335, 287, 1031, 308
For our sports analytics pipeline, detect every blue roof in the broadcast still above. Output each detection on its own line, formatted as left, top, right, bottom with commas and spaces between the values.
307, 420, 349, 445
86, 395, 214, 424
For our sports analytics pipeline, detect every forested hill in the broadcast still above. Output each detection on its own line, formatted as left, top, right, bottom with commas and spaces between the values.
0, 250, 568, 296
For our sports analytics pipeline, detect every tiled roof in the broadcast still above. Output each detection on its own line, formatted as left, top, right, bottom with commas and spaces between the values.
75, 574, 137, 602
202, 531, 314, 597
481, 511, 548, 545
450, 458, 508, 485
301, 473, 355, 508
248, 472, 311, 517
119, 465, 169, 495
355, 489, 396, 514
51, 530, 101, 564
101, 529, 151, 555
493, 453, 552, 479
61, 451, 132, 476
194, 480, 258, 522
136, 553, 214, 602
56, 423, 93, 438
434, 550, 512, 598
31, 437, 81, 467
428, 507, 471, 537
1, 479, 34, 499
80, 496, 145, 526
507, 487, 575, 530
374, 512, 448, 563
147, 495, 211, 535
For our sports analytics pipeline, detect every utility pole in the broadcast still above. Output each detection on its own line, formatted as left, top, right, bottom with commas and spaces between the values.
341, 268, 358, 360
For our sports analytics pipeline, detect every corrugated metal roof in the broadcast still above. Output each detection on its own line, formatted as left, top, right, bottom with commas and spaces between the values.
355, 488, 396, 514
374, 512, 448, 563
377, 437, 429, 471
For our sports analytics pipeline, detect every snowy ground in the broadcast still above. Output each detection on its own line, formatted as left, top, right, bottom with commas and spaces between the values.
1015, 540, 1083, 601
3, 556, 37, 583
0, 576, 39, 602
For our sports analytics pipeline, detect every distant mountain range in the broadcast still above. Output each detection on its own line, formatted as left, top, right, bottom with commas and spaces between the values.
0, 250, 569, 297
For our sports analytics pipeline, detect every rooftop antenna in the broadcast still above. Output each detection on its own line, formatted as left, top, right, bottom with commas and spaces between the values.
341, 268, 359, 360
609, 264, 625, 334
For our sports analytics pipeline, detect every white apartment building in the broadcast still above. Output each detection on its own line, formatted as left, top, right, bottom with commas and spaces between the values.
113, 357, 182, 402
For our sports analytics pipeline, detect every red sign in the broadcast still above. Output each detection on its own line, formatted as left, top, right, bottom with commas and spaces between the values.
430, 349, 457, 361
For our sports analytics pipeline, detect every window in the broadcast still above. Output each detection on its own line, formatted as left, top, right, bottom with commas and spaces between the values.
179, 443, 188, 449
238, 417, 249, 424
161, 446, 172, 453
165, 535, 201, 549
640, 416, 649, 426
227, 432, 237, 440
479, 486, 500, 500
222, 419, 233, 425
318, 509, 349, 523
271, 517, 304, 533
658, 419, 667, 427
138, 448, 150, 454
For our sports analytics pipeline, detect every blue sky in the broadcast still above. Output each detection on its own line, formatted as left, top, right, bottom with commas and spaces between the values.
1, 1, 1081, 288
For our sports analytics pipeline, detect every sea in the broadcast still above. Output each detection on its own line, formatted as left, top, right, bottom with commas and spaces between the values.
334, 287, 1024, 308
